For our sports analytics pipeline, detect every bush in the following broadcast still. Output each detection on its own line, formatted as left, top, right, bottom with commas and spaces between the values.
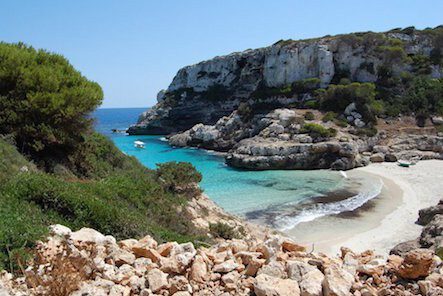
0, 42, 103, 167
304, 100, 319, 109
251, 83, 293, 99
237, 102, 253, 122
354, 127, 378, 137
300, 123, 337, 138
209, 222, 241, 240
156, 162, 202, 195
304, 111, 315, 120
292, 78, 321, 93
318, 82, 378, 124
322, 112, 338, 122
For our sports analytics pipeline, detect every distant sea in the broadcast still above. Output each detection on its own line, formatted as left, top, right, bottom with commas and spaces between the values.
93, 108, 382, 231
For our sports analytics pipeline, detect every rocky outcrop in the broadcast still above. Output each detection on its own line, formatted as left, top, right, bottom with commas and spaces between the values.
129, 27, 442, 135
2, 225, 443, 296
392, 199, 443, 256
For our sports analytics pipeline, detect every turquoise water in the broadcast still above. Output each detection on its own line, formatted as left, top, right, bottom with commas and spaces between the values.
93, 108, 382, 230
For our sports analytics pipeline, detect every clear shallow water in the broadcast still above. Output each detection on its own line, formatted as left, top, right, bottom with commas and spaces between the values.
93, 108, 382, 230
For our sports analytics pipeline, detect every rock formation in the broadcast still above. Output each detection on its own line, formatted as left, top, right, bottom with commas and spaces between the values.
129, 27, 442, 135
129, 27, 443, 170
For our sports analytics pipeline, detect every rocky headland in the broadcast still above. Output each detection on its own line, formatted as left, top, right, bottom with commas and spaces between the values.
129, 26, 443, 170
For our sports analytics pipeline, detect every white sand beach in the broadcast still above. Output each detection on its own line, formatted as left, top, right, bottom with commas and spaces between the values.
285, 160, 443, 256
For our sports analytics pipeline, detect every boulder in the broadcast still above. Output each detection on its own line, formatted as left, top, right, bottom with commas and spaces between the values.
281, 240, 306, 252
254, 274, 300, 296
71, 228, 109, 245
390, 239, 421, 257
431, 116, 443, 125
244, 257, 266, 276
384, 153, 397, 162
420, 214, 443, 249
257, 260, 286, 278
212, 259, 239, 273
287, 261, 324, 296
146, 269, 168, 293
417, 201, 443, 226
369, 153, 384, 163
49, 224, 72, 237
322, 264, 354, 296
189, 255, 207, 283
397, 249, 435, 279
111, 249, 136, 266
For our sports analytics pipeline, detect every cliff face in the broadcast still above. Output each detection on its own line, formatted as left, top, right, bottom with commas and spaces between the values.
128, 27, 442, 135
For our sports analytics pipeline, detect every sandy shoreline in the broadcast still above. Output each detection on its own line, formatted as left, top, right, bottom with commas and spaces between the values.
284, 160, 443, 256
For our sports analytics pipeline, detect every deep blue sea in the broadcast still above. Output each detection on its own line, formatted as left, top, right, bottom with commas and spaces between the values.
93, 108, 382, 230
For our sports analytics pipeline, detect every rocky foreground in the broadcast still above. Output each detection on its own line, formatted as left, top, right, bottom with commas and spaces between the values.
1, 223, 443, 296
1, 197, 443, 296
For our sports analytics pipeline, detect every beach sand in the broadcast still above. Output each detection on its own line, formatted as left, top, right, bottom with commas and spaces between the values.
285, 160, 443, 256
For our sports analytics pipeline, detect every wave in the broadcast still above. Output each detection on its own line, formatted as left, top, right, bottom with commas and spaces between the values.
159, 137, 168, 142
275, 177, 384, 231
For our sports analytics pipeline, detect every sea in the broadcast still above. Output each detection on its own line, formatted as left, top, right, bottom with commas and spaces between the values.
93, 108, 383, 231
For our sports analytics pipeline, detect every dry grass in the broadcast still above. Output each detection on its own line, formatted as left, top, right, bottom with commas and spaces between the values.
22, 242, 94, 296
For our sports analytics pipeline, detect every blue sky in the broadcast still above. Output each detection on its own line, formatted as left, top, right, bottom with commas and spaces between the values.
1, 1, 442, 108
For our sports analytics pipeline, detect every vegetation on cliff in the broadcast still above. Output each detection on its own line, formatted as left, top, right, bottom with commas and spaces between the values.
0, 43, 206, 271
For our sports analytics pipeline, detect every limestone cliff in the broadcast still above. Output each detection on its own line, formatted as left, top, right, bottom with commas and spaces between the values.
129, 27, 442, 135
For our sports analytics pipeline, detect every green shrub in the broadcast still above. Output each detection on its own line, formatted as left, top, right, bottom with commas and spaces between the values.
304, 111, 315, 120
354, 127, 378, 137
376, 45, 407, 63
300, 123, 337, 138
209, 222, 241, 240
318, 82, 377, 124
251, 83, 293, 99
322, 112, 338, 122
237, 102, 253, 122
156, 162, 202, 195
304, 100, 319, 109
292, 78, 321, 93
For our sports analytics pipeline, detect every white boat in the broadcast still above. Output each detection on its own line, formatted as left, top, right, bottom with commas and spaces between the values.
134, 140, 145, 149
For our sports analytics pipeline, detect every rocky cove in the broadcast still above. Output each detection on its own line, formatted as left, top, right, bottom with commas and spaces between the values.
128, 27, 443, 171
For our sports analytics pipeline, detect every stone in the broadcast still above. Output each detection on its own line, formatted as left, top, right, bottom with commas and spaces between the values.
190, 255, 208, 283
390, 239, 421, 257
254, 274, 300, 296
169, 275, 192, 294
212, 259, 239, 273
49, 224, 72, 237
384, 153, 397, 162
281, 240, 306, 252
244, 258, 266, 276
146, 269, 168, 293
287, 261, 324, 296
357, 258, 386, 277
157, 242, 178, 257
70, 228, 108, 244
111, 249, 136, 266
417, 201, 443, 226
257, 260, 286, 278
221, 271, 240, 285
431, 116, 443, 125
119, 239, 138, 250
344, 103, 357, 116
322, 264, 354, 296
138, 248, 162, 263
397, 249, 435, 279
109, 284, 131, 296
369, 153, 384, 163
